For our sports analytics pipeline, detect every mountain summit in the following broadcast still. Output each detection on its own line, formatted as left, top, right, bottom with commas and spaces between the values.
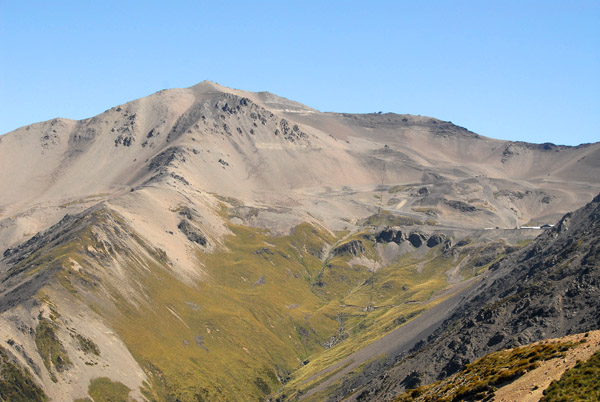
0, 82, 599, 401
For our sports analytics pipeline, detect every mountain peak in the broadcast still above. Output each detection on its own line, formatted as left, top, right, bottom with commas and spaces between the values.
187, 81, 317, 113
189, 80, 230, 93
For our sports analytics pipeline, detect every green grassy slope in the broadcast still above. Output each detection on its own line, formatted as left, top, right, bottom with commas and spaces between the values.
540, 347, 600, 402
3, 203, 517, 401
0, 346, 47, 402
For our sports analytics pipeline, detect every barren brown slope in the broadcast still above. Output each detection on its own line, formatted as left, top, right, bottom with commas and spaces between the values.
1, 81, 599, 254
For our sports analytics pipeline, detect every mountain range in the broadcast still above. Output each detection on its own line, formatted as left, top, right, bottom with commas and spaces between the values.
0, 81, 599, 401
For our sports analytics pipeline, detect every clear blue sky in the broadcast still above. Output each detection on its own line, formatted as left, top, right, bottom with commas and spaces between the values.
1, 1, 598, 145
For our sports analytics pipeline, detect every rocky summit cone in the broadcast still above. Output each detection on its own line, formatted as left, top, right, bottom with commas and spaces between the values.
0, 82, 599, 401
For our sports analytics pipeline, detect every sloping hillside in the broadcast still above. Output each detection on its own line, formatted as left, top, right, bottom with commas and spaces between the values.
394, 330, 600, 402
321, 193, 600, 401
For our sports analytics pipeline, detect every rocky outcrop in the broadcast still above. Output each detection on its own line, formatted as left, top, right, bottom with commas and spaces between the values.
375, 228, 405, 245
408, 232, 427, 248
277, 119, 307, 143
177, 220, 207, 246
426, 234, 447, 248
332, 240, 365, 257
443, 199, 479, 213
147, 147, 186, 171
375, 229, 448, 249
417, 187, 429, 196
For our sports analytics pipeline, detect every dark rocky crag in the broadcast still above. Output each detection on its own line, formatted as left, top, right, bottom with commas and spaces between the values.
334, 193, 600, 401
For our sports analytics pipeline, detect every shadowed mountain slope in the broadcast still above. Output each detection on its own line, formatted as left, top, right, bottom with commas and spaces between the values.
323, 193, 600, 401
